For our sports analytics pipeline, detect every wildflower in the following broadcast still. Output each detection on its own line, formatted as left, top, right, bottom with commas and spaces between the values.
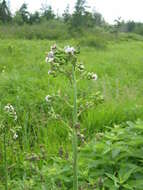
87, 72, 98, 81
4, 103, 17, 121
13, 133, 18, 140
45, 95, 52, 103
64, 46, 75, 55
13, 112, 18, 121
78, 63, 84, 71
4, 104, 14, 113
92, 73, 98, 81
48, 70, 52, 75
79, 65, 84, 70
45, 51, 54, 63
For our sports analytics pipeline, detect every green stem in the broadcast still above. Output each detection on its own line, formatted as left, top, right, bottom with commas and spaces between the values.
4, 128, 8, 190
72, 65, 78, 190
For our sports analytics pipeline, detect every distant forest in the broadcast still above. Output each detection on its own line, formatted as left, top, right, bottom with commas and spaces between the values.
0, 0, 143, 39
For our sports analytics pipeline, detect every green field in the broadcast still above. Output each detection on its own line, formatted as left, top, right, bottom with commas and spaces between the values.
1, 39, 143, 189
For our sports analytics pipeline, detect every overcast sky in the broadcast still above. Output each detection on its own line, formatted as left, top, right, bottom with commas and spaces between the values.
9, 0, 143, 24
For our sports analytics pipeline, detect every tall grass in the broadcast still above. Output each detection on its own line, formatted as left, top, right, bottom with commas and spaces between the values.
0, 38, 143, 188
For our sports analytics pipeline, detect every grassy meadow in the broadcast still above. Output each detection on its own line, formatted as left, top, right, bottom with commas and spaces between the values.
1, 38, 143, 189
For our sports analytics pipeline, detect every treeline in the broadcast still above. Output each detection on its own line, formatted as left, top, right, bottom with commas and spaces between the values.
0, 0, 105, 28
0, 0, 143, 40
113, 17, 143, 36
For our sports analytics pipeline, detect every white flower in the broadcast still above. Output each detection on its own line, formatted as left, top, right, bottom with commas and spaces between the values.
4, 104, 14, 112
80, 65, 84, 70
14, 112, 18, 121
45, 95, 52, 103
92, 73, 98, 81
45, 57, 54, 63
4, 105, 10, 112
48, 51, 54, 58
46, 51, 54, 63
13, 133, 18, 140
4, 104, 17, 121
64, 46, 75, 55
78, 64, 84, 71
48, 70, 52, 75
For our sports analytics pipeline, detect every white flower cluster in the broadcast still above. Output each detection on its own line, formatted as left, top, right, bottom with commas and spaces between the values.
45, 51, 54, 63
45, 44, 57, 63
48, 70, 52, 75
77, 63, 85, 72
10, 128, 19, 140
87, 72, 98, 81
45, 44, 98, 83
45, 44, 76, 64
45, 95, 52, 103
13, 133, 18, 140
4, 103, 17, 121
64, 46, 75, 55
92, 73, 98, 81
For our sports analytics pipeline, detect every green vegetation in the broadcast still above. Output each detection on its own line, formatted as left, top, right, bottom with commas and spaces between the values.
1, 0, 143, 189
0, 38, 143, 189
1, 0, 143, 40
0, 0, 106, 40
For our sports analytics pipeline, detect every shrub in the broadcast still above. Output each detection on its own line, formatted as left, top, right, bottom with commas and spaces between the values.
78, 35, 107, 49
0, 21, 70, 40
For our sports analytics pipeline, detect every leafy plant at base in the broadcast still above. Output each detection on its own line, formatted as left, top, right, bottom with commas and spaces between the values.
80, 119, 143, 189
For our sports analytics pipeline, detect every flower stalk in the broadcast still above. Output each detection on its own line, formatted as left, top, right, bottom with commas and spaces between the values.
72, 65, 78, 190
3, 127, 8, 190
3, 104, 18, 190
45, 44, 99, 190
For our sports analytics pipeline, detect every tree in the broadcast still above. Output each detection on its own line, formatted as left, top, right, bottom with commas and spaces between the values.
114, 17, 122, 30
92, 10, 105, 26
0, 0, 11, 23
62, 4, 71, 23
74, 0, 86, 16
13, 3, 29, 24
13, 11, 23, 25
113, 17, 123, 37
71, 0, 87, 29
19, 3, 30, 23
29, 11, 40, 24
41, 2, 55, 21
126, 21, 136, 32
83, 11, 93, 27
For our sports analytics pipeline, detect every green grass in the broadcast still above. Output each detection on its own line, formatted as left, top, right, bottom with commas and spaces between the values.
1, 39, 143, 146
0, 39, 143, 189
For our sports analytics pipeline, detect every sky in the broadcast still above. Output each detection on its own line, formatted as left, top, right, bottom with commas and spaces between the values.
9, 0, 143, 24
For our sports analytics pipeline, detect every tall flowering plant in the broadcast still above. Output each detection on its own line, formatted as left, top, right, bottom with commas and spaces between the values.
1, 104, 20, 190
45, 45, 102, 189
